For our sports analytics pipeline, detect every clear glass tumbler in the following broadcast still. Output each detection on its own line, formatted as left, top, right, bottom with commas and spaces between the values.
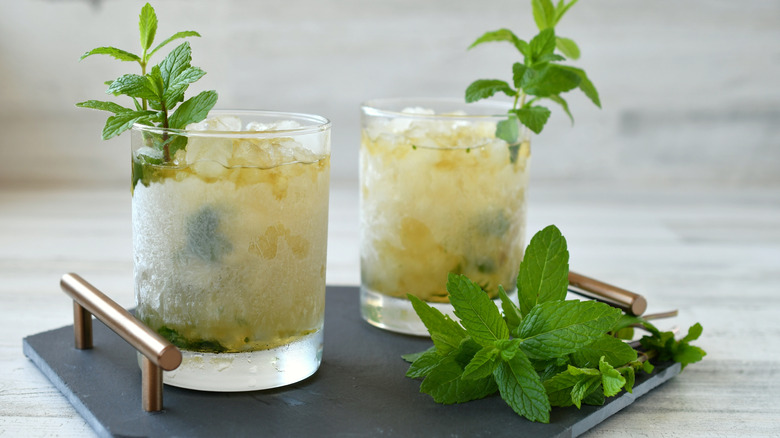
360, 98, 530, 335
131, 110, 331, 391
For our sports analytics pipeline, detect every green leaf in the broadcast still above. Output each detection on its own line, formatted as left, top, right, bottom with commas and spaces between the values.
571, 335, 638, 368
546, 94, 574, 124
512, 62, 528, 89
554, 0, 580, 24
517, 300, 622, 360
75, 100, 133, 114
513, 106, 551, 134
462, 345, 500, 380
101, 110, 157, 140
164, 66, 205, 108
405, 346, 442, 378
556, 36, 581, 60
468, 28, 529, 56
465, 79, 516, 103
534, 53, 566, 65
420, 357, 498, 404
582, 387, 605, 406
529, 28, 557, 61
683, 322, 703, 343
139, 3, 158, 51
571, 375, 601, 408
532, 0, 556, 30
523, 64, 581, 97
159, 42, 193, 89
168, 90, 218, 129
407, 294, 467, 355
674, 343, 707, 369
496, 115, 520, 145
517, 224, 570, 314
557, 65, 601, 108
620, 366, 636, 393
493, 352, 550, 423
544, 370, 580, 407
80, 47, 141, 62
498, 285, 523, 332
447, 273, 509, 346
599, 357, 626, 397
149, 31, 201, 58
106, 73, 160, 101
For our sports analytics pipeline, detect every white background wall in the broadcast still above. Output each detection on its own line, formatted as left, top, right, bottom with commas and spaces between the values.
1, 0, 778, 188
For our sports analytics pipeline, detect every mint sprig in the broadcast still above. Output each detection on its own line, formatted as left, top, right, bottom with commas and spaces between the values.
466, 0, 600, 141
77, 3, 217, 162
404, 225, 706, 423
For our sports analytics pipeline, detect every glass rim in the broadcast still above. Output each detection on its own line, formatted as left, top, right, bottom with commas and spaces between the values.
361, 97, 513, 120
131, 109, 331, 138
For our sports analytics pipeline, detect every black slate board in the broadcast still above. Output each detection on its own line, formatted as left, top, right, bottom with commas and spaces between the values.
23, 286, 680, 438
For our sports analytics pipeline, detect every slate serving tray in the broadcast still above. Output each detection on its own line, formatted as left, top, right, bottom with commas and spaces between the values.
23, 285, 680, 438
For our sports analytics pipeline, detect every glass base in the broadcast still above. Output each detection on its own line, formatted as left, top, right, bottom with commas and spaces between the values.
148, 329, 323, 392
361, 286, 516, 336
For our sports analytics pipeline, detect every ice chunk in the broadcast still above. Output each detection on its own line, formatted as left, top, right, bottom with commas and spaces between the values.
186, 115, 243, 132
245, 120, 302, 132
229, 137, 317, 168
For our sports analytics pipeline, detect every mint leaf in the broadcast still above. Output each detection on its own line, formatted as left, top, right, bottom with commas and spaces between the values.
512, 62, 529, 89
554, 0, 580, 24
620, 366, 636, 393
465, 79, 516, 103
495, 115, 520, 145
557, 65, 601, 107
102, 110, 156, 140
164, 66, 205, 108
447, 273, 509, 346
513, 106, 551, 134
150, 31, 201, 57
571, 335, 638, 368
468, 28, 529, 55
462, 345, 500, 380
534, 53, 566, 65
599, 357, 626, 397
543, 370, 580, 407
546, 94, 573, 123
139, 3, 158, 51
405, 347, 442, 378
106, 73, 160, 101
159, 42, 193, 89
517, 224, 570, 315
420, 358, 498, 404
168, 90, 218, 129
674, 343, 707, 369
523, 64, 580, 97
76, 100, 133, 114
571, 374, 601, 408
407, 294, 467, 355
683, 322, 703, 343
529, 28, 557, 61
493, 352, 550, 423
556, 36, 581, 60
532, 0, 556, 30
516, 300, 622, 360
80, 47, 141, 62
498, 285, 523, 332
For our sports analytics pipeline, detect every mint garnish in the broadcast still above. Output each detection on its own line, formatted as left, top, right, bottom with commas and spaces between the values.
404, 225, 706, 423
466, 0, 600, 142
76, 3, 217, 162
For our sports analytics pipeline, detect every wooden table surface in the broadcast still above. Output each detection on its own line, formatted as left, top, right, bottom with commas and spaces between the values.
1, 181, 778, 437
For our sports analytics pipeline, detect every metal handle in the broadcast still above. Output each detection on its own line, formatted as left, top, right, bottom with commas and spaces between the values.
568, 271, 648, 316
60, 273, 182, 412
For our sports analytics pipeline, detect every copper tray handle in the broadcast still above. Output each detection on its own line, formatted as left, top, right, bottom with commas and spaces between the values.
60, 273, 182, 412
568, 271, 648, 316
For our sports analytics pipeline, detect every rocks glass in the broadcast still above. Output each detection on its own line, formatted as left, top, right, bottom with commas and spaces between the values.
131, 110, 330, 391
359, 98, 530, 335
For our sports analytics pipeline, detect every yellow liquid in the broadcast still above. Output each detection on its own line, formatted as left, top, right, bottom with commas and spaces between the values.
133, 141, 330, 353
360, 120, 530, 302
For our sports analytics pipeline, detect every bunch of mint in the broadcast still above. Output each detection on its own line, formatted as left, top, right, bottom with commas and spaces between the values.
465, 0, 600, 142
76, 3, 217, 162
403, 225, 706, 423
